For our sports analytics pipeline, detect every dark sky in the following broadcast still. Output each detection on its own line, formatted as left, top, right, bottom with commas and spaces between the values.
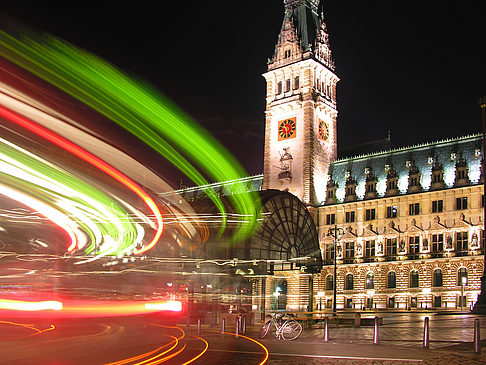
2, 1, 485, 186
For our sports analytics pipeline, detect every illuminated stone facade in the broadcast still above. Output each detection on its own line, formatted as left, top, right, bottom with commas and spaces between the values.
317, 136, 484, 310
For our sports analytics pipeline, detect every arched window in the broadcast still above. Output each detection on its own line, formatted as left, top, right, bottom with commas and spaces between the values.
277, 81, 282, 95
433, 268, 443, 287
286, 79, 291, 92
345, 273, 354, 290
410, 270, 419, 288
365, 272, 374, 289
294, 76, 300, 90
458, 267, 468, 286
387, 271, 396, 288
325, 274, 334, 290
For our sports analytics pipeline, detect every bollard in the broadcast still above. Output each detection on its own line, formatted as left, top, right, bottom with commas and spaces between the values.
197, 318, 201, 334
221, 317, 226, 334
235, 316, 240, 337
354, 312, 361, 327
242, 315, 247, 334
422, 317, 430, 349
474, 318, 481, 354
324, 316, 329, 342
373, 316, 379, 344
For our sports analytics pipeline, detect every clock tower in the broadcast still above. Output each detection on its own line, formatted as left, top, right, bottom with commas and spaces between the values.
262, 0, 338, 205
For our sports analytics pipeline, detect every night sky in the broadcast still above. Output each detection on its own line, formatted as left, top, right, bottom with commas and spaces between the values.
2, 1, 485, 188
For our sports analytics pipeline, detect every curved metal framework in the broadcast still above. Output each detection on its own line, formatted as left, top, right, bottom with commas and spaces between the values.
247, 190, 321, 272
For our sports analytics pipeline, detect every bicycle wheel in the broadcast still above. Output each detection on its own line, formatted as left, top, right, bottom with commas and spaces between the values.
259, 320, 272, 339
281, 320, 302, 341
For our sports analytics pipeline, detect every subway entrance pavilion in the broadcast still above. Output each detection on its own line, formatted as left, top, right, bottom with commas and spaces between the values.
163, 0, 484, 317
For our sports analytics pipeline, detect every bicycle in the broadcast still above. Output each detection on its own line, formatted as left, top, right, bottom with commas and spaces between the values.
258, 312, 303, 340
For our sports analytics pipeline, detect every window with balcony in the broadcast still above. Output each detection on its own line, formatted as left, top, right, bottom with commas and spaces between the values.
344, 242, 355, 260
325, 244, 335, 261
409, 236, 419, 255
385, 238, 397, 257
432, 234, 444, 253
456, 231, 468, 252
365, 240, 375, 258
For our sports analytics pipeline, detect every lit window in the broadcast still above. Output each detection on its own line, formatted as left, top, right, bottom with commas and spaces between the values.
365, 273, 374, 289
386, 206, 397, 218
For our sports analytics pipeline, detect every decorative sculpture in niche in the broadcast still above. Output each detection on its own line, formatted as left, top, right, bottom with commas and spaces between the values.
471, 233, 479, 248
277, 147, 293, 182
399, 239, 406, 253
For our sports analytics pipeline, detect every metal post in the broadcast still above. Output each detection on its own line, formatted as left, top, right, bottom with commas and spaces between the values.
423, 317, 430, 349
474, 318, 481, 354
197, 318, 201, 334
373, 316, 379, 344
242, 315, 247, 334
235, 316, 240, 337
221, 317, 226, 334
324, 316, 329, 342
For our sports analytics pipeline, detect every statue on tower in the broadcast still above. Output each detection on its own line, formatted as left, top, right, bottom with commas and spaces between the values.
277, 147, 293, 182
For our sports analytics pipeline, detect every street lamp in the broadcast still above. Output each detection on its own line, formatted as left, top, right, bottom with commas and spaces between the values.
328, 225, 344, 314
473, 96, 486, 313
317, 291, 325, 311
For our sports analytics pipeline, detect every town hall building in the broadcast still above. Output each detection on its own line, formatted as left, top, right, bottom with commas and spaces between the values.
166, 0, 484, 314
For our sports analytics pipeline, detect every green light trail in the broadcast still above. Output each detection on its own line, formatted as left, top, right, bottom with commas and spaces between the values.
0, 31, 261, 242
0, 137, 142, 255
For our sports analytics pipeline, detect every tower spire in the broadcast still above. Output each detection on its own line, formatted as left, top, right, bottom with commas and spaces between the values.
269, 0, 334, 72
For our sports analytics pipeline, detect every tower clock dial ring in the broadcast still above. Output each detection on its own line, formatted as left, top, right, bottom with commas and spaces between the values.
318, 119, 329, 141
278, 118, 296, 140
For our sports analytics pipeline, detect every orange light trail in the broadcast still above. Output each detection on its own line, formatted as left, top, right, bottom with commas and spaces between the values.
0, 298, 62, 311
0, 104, 163, 254
0, 320, 55, 340
181, 335, 209, 365
213, 331, 269, 365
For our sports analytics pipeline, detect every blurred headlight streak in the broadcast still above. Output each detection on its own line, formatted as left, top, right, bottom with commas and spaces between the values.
0, 299, 62, 311
144, 300, 182, 312
0, 30, 261, 243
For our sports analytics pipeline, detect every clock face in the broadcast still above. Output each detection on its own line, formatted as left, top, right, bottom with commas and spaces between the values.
318, 119, 329, 141
278, 118, 296, 140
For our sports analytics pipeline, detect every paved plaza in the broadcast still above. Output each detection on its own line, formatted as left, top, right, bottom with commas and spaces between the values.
206, 312, 486, 364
